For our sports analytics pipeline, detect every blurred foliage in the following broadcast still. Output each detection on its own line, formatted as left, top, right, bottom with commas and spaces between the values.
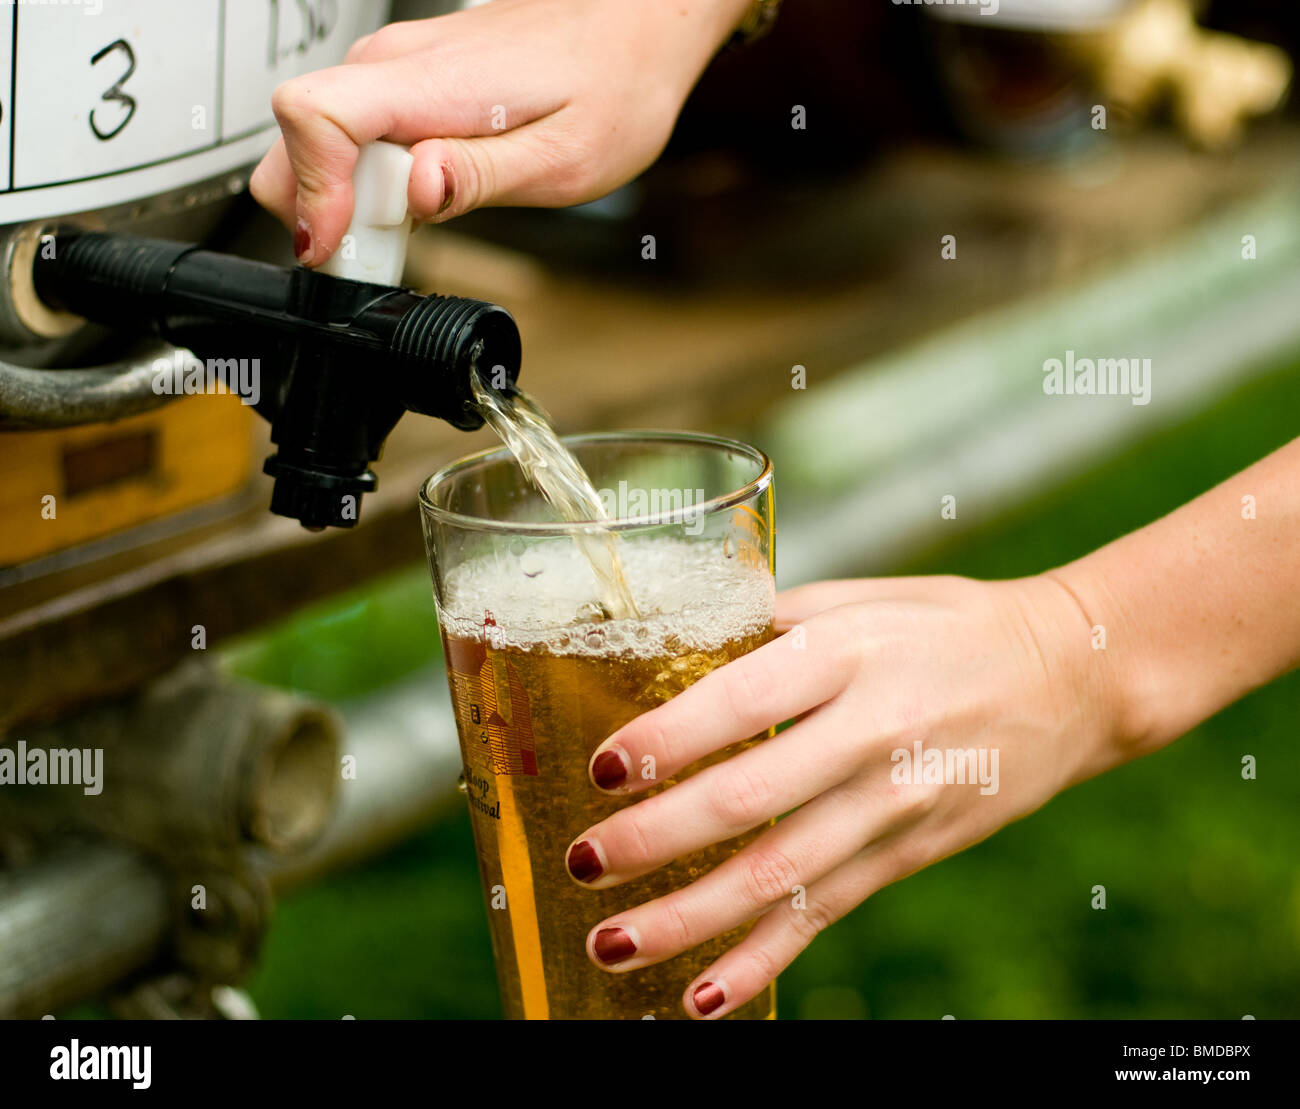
246, 814, 501, 1020
223, 564, 442, 700
238, 353, 1300, 1020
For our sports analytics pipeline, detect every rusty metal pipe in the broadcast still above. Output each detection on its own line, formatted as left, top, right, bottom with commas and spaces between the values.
0, 662, 341, 859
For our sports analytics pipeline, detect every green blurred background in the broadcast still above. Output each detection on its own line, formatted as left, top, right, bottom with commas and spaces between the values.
223, 351, 1300, 1021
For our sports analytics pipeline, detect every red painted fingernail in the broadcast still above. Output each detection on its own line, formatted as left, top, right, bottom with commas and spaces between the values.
593, 927, 636, 965
591, 749, 627, 790
437, 162, 455, 215
567, 840, 602, 883
293, 219, 313, 262
693, 982, 725, 1016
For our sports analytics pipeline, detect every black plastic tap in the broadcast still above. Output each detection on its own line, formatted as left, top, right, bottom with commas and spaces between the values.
32, 230, 521, 529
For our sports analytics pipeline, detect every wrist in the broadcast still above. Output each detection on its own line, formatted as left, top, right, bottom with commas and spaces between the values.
1039, 560, 1167, 776
719, 0, 766, 34
625, 0, 760, 103
667, 0, 759, 53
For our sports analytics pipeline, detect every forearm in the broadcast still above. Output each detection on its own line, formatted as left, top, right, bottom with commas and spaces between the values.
1052, 436, 1300, 762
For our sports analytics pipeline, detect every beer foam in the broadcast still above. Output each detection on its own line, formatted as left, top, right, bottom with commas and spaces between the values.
438, 536, 774, 657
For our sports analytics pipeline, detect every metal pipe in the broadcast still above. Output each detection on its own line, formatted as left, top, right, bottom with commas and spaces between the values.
0, 662, 342, 858
0, 342, 182, 429
0, 670, 460, 1017
0, 842, 170, 1019
265, 670, 462, 890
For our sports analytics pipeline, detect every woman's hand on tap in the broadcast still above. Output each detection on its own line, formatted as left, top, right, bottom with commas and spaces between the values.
564, 436, 1300, 1016
250, 0, 752, 266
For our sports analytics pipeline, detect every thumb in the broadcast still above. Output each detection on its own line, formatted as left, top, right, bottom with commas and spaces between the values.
407, 120, 595, 224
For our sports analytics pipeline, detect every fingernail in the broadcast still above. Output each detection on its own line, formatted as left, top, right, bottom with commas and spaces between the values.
566, 839, 603, 883
437, 162, 455, 215
591, 748, 628, 790
593, 927, 637, 965
294, 219, 313, 262
693, 981, 725, 1016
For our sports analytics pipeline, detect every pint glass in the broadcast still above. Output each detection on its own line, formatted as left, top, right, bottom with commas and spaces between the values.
419, 432, 776, 1020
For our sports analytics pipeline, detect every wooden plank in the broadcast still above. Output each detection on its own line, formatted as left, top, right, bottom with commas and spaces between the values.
0, 394, 254, 565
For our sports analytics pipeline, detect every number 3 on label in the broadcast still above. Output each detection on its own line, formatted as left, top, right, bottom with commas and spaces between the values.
89, 39, 137, 142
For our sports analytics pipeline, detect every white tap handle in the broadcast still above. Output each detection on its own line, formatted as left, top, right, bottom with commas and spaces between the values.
317, 141, 414, 286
